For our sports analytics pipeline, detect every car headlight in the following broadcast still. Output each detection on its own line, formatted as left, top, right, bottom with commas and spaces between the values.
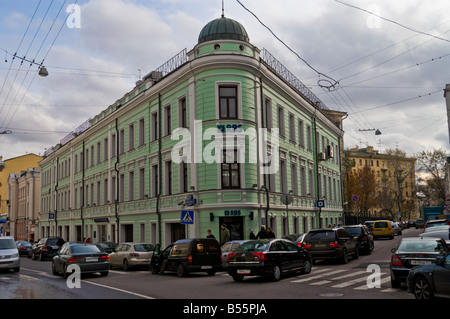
12, 253, 19, 258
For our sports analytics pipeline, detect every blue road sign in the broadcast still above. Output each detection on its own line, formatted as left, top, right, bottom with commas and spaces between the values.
352, 195, 359, 202
181, 210, 194, 224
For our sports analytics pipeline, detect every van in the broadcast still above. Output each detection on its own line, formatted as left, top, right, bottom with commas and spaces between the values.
372, 220, 394, 239
150, 238, 222, 277
0, 237, 20, 272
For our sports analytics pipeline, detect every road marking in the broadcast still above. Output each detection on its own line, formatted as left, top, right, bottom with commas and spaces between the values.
82, 280, 156, 299
291, 269, 346, 283
332, 270, 367, 280
354, 275, 391, 290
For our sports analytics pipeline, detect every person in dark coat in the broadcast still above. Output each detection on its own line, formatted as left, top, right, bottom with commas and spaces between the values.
267, 227, 276, 239
249, 229, 256, 239
207, 229, 215, 239
256, 225, 267, 239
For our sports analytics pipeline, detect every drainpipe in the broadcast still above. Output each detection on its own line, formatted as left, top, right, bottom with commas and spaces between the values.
259, 77, 269, 226
114, 118, 120, 244
81, 141, 85, 240
156, 93, 162, 245
312, 115, 320, 229
54, 157, 59, 236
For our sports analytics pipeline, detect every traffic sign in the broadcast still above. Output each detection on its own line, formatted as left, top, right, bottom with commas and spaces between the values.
181, 210, 194, 224
352, 195, 359, 202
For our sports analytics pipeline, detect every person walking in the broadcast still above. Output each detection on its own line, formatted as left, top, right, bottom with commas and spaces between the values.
220, 223, 230, 244
249, 229, 256, 239
256, 225, 267, 239
267, 227, 275, 239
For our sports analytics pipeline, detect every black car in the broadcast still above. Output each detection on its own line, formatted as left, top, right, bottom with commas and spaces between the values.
390, 237, 449, 288
227, 239, 312, 282
301, 228, 359, 264
31, 237, 65, 261
343, 225, 374, 255
150, 238, 222, 277
16, 241, 32, 257
407, 253, 450, 299
52, 242, 110, 278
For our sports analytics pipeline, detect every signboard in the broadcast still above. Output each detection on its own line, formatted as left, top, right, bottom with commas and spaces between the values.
181, 210, 194, 224
185, 194, 197, 206
315, 200, 326, 208
352, 195, 359, 202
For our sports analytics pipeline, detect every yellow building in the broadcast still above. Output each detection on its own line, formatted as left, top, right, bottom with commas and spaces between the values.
346, 146, 416, 220
0, 154, 41, 235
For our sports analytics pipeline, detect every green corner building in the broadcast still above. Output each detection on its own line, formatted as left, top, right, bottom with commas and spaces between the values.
39, 15, 345, 246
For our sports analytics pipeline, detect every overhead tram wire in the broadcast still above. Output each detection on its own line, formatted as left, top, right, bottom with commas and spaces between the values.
236, 0, 339, 90
1, 0, 77, 135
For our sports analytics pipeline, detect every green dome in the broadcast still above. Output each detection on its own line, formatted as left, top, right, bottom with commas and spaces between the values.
198, 16, 249, 44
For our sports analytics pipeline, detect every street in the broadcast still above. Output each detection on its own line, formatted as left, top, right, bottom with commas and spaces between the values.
1, 227, 423, 302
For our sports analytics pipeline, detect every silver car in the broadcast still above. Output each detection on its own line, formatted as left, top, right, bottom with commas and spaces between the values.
0, 237, 20, 272
109, 243, 155, 271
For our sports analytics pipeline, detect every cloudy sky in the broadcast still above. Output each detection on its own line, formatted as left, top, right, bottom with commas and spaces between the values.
1, 0, 449, 161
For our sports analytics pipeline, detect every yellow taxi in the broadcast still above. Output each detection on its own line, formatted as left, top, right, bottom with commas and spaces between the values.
372, 220, 394, 239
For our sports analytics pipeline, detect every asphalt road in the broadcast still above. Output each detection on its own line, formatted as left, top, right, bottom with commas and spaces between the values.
1, 227, 423, 302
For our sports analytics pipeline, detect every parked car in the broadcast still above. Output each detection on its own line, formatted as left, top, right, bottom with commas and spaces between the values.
390, 237, 449, 288
424, 219, 450, 231
109, 243, 155, 271
93, 242, 118, 254
31, 237, 65, 261
372, 220, 394, 239
390, 222, 402, 236
301, 227, 359, 264
150, 238, 221, 277
0, 237, 20, 272
52, 242, 110, 278
416, 219, 425, 228
407, 252, 450, 299
419, 229, 450, 245
16, 240, 32, 257
221, 240, 250, 269
343, 225, 374, 255
407, 220, 418, 229
424, 225, 450, 233
364, 221, 374, 231
227, 239, 312, 282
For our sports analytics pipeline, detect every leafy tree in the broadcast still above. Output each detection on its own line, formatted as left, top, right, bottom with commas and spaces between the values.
415, 148, 447, 206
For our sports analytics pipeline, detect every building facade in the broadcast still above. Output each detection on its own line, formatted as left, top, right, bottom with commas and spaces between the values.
7, 168, 41, 241
0, 153, 41, 236
346, 146, 417, 220
39, 16, 344, 246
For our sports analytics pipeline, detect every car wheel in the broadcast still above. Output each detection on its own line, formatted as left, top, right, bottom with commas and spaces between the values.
122, 259, 129, 271
52, 262, 58, 275
206, 269, 216, 276
413, 276, 434, 299
353, 245, 359, 259
271, 265, 281, 281
177, 264, 186, 277
232, 274, 244, 282
301, 259, 312, 274
340, 248, 348, 264
100, 271, 109, 277
63, 265, 70, 279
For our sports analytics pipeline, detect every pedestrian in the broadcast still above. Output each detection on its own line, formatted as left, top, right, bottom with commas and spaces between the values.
249, 229, 256, 239
207, 229, 215, 239
256, 225, 267, 239
220, 223, 230, 244
267, 227, 275, 238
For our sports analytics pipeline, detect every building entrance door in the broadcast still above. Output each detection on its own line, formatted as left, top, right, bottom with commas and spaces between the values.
219, 216, 244, 242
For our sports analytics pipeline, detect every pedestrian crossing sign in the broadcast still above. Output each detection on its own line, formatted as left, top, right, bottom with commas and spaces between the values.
181, 210, 194, 224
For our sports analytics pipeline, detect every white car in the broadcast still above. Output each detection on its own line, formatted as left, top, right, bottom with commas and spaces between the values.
109, 243, 155, 271
390, 221, 402, 236
0, 237, 20, 272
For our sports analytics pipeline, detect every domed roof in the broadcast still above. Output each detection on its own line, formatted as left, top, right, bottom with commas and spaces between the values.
198, 16, 249, 44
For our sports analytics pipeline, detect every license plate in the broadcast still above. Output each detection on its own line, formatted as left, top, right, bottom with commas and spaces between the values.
86, 257, 98, 262
201, 265, 212, 269
314, 244, 326, 248
237, 269, 251, 274
410, 260, 432, 266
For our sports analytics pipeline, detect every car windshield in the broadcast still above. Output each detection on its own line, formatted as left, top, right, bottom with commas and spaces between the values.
72, 245, 102, 254
398, 240, 446, 253
344, 227, 362, 236
0, 239, 17, 250
47, 238, 64, 246
235, 240, 270, 252
134, 244, 154, 252
305, 231, 335, 240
